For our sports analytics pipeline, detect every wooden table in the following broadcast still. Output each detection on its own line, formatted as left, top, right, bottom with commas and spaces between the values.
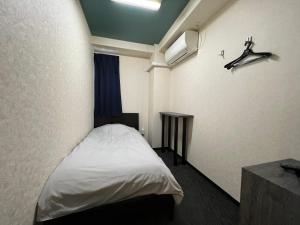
160, 112, 193, 166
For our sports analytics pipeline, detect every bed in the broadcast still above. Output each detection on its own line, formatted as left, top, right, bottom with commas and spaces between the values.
37, 113, 183, 225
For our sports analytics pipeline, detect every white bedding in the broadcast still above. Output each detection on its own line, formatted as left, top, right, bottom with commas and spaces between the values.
36, 124, 183, 221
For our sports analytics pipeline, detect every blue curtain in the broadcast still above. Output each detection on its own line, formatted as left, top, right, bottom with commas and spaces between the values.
94, 54, 122, 117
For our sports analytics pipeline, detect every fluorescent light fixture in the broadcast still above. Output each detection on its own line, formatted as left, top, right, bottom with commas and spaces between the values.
111, 0, 161, 11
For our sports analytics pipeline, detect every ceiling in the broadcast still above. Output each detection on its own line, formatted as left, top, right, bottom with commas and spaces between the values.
79, 0, 189, 45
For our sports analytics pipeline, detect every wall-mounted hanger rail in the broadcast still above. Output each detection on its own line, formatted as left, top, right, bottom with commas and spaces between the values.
224, 37, 272, 70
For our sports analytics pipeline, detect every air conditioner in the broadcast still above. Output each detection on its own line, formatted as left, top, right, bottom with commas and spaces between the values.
165, 31, 199, 66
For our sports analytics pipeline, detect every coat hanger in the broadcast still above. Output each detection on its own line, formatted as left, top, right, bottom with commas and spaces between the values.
224, 37, 272, 70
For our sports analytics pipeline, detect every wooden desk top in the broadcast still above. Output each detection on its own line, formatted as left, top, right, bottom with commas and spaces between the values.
243, 159, 300, 196
160, 112, 193, 118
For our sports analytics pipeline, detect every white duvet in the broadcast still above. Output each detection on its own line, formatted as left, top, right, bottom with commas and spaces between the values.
37, 124, 183, 221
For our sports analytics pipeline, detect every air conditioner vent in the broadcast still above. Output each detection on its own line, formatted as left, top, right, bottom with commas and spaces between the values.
165, 31, 198, 66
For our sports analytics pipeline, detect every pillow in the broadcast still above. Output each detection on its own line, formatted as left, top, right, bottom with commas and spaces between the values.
95, 124, 135, 137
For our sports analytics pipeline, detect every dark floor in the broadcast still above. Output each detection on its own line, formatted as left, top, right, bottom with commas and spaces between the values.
157, 150, 239, 225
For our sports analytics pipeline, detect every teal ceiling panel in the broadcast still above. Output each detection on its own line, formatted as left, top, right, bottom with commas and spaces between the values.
80, 0, 189, 45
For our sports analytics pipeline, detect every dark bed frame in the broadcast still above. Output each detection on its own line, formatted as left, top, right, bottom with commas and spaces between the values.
94, 113, 139, 130
42, 113, 174, 225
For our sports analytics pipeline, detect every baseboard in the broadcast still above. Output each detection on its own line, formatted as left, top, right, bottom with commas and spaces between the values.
154, 147, 240, 206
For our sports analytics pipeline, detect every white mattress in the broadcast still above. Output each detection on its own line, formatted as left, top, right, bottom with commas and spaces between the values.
36, 124, 183, 221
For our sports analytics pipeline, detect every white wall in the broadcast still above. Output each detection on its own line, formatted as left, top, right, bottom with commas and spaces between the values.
119, 56, 149, 138
169, 0, 300, 201
147, 45, 171, 147
0, 1, 93, 224
148, 67, 171, 147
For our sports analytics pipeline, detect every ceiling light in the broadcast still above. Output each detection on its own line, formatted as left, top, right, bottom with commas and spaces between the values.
111, 0, 161, 11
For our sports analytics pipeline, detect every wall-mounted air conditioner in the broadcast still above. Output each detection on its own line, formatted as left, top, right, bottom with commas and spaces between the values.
165, 31, 199, 66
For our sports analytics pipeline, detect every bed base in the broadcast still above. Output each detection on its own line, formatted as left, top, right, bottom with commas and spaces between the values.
42, 194, 174, 225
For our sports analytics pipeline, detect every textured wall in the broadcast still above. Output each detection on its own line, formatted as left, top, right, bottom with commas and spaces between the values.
0, 1, 93, 225
169, 0, 300, 201
119, 56, 149, 139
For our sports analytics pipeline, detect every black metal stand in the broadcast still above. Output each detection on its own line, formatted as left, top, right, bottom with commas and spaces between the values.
160, 112, 193, 166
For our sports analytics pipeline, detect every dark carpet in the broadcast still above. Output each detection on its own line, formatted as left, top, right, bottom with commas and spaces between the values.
157, 150, 239, 225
